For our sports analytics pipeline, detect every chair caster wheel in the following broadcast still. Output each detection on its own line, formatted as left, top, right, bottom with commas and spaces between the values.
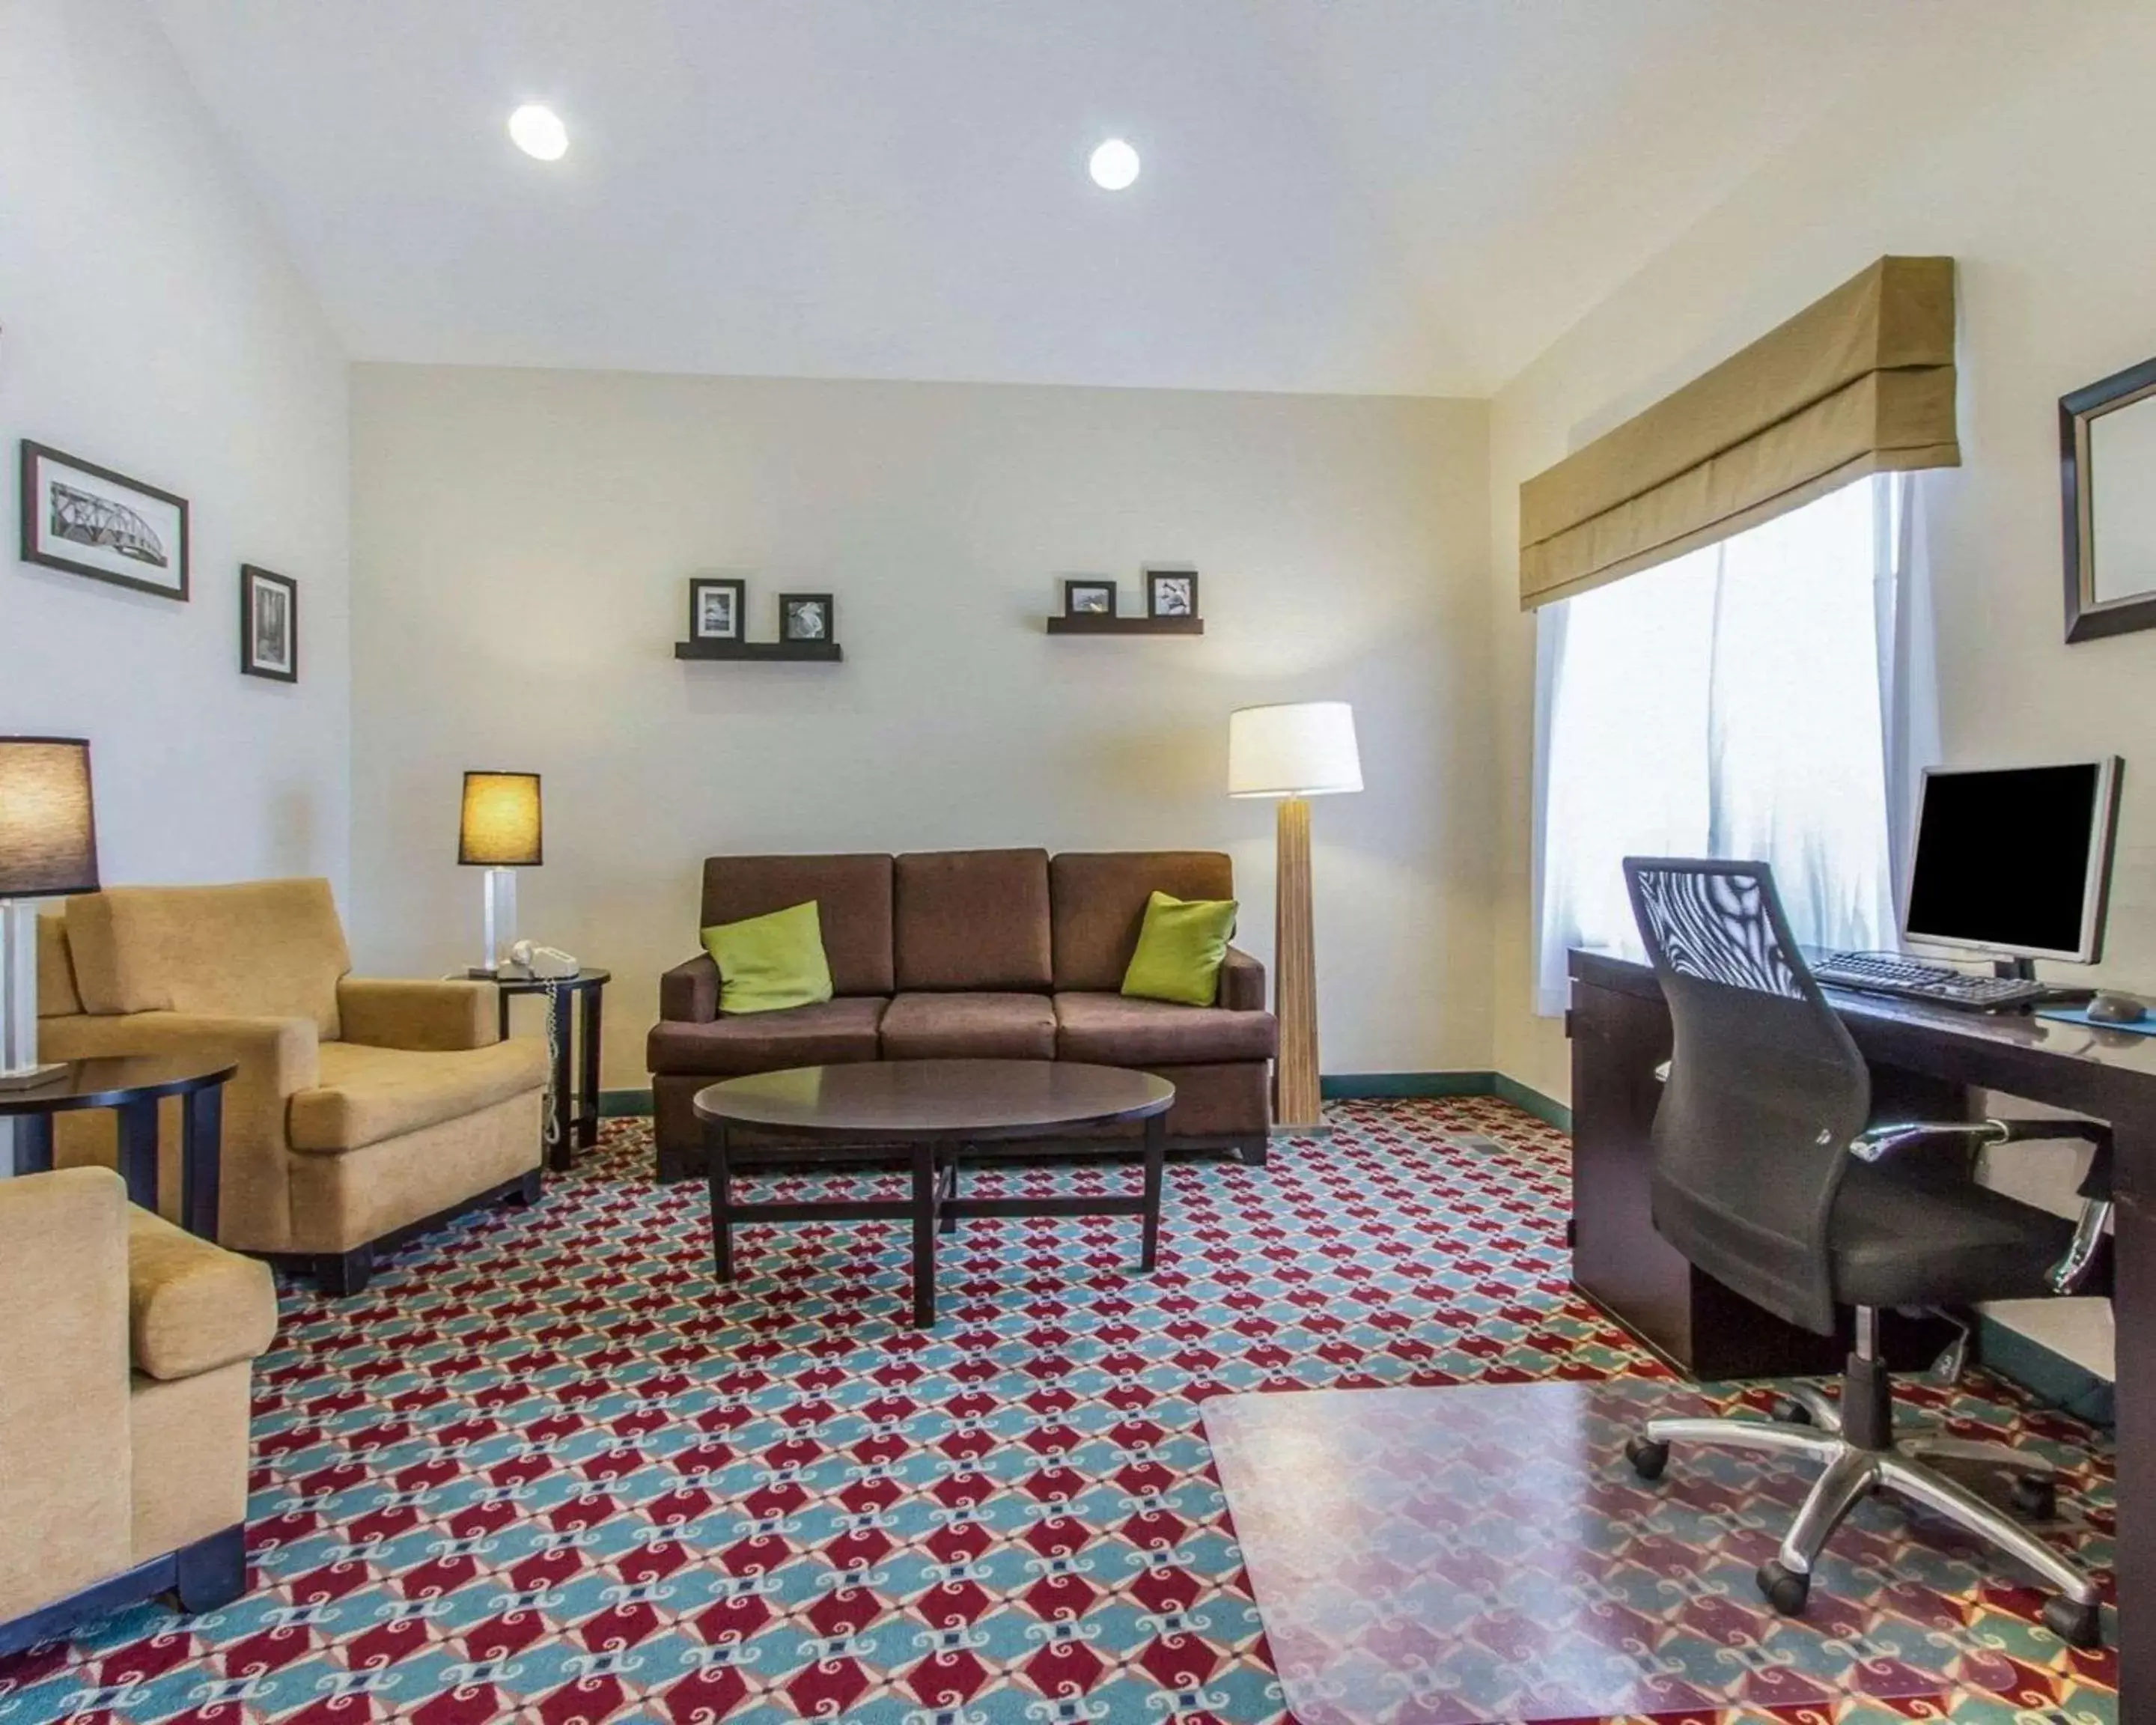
1772, 1396, 1813, 1427
1624, 1437, 1669, 1481
2011, 1473, 2058, 1521
1757, 1561, 1810, 1616
2041, 1594, 2103, 1650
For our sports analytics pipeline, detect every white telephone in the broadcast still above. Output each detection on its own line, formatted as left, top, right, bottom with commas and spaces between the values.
508, 940, 579, 980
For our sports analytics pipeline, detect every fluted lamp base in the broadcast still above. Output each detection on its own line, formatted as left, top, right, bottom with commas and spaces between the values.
1270, 797, 1330, 1138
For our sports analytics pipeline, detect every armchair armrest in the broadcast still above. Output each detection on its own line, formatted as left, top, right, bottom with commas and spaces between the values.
660, 952, 720, 1023
1216, 946, 1267, 1012
40, 1009, 321, 1097
338, 976, 499, 1050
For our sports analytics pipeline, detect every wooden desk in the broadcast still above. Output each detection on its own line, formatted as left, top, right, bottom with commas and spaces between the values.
1568, 947, 2150, 1714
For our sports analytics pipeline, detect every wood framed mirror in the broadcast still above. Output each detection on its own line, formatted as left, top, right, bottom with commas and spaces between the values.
2063, 353, 2156, 642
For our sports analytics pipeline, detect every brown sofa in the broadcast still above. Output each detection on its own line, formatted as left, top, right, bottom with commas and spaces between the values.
37, 880, 550, 1294
648, 849, 1277, 1179
1, 1167, 278, 1654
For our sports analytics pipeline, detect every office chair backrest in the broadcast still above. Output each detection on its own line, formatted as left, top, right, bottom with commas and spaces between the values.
1621, 858, 1870, 1335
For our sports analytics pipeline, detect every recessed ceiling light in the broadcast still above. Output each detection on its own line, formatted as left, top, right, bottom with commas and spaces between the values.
1088, 138, 1140, 191
508, 103, 569, 162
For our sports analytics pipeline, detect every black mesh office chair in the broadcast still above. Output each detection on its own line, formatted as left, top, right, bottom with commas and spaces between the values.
1617, 857, 2112, 1649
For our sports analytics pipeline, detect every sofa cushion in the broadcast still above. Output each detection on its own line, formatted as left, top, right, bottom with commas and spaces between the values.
126, 1207, 277, 1380
894, 849, 1053, 991
701, 855, 894, 996
287, 1038, 550, 1152
882, 991, 1057, 1060
646, 996, 887, 1077
1054, 991, 1279, 1065
64, 878, 352, 1036
1050, 853, 1236, 991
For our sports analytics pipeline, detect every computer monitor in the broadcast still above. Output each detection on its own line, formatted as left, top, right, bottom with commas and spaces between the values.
1902, 758, 2123, 965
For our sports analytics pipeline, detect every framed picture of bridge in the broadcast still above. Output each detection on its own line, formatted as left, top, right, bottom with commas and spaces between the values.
19, 440, 189, 600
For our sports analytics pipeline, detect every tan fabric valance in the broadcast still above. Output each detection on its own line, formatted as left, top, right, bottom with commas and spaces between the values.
1518, 255, 1958, 609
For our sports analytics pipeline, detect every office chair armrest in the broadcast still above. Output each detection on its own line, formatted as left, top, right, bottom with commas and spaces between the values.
1849, 1117, 2115, 1295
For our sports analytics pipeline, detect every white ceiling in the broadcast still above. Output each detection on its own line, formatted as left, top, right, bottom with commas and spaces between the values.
150, 1, 1948, 397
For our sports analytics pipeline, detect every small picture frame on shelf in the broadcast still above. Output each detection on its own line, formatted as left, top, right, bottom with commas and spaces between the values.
1146, 567, 1199, 620
689, 576, 746, 642
239, 565, 298, 682
1062, 578, 1116, 618
779, 592, 835, 644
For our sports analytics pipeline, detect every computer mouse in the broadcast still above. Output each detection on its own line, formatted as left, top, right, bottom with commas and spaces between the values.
2086, 991, 2147, 1024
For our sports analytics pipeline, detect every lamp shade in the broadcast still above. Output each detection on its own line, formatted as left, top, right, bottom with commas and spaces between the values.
1227, 702, 1362, 798
458, 770, 543, 865
0, 737, 100, 897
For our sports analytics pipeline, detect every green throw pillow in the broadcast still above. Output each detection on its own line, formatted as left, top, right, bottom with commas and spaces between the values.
701, 900, 834, 1014
1121, 889, 1238, 1007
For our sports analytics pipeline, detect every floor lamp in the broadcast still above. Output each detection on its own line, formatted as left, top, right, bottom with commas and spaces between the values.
0, 737, 100, 1090
1228, 702, 1362, 1135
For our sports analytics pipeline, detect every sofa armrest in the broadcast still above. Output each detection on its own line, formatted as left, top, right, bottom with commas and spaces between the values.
0, 1168, 131, 1621
1217, 946, 1268, 1011
338, 976, 499, 1050
660, 952, 720, 1023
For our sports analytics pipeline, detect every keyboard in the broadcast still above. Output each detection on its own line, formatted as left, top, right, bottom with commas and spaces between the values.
1812, 951, 2048, 1012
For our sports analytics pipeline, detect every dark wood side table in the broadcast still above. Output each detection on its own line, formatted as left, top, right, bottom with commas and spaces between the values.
693, 1059, 1175, 1326
1, 1055, 238, 1238
493, 968, 609, 1172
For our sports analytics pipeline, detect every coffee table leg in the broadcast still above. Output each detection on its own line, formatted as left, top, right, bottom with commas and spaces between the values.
911, 1140, 937, 1327
116, 1098, 160, 1214
707, 1119, 734, 1281
1140, 1111, 1165, 1272
940, 1152, 960, 1236
13, 1112, 54, 1176
182, 1084, 224, 1240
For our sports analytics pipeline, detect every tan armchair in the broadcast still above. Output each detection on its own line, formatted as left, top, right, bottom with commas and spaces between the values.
0, 1167, 278, 1655
38, 879, 549, 1293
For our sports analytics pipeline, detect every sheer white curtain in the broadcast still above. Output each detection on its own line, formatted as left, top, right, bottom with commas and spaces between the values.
1532, 474, 1933, 1014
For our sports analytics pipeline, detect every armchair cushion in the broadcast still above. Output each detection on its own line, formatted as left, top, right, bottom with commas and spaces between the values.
288, 1038, 549, 1153
126, 1208, 278, 1380
64, 879, 351, 1036
338, 977, 499, 1050
647, 996, 886, 1077
1053, 991, 1279, 1065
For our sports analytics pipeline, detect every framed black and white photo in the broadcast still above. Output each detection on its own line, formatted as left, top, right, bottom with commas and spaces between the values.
19, 441, 189, 600
1063, 578, 1117, 618
1146, 566, 1199, 620
779, 592, 834, 644
240, 565, 298, 682
689, 576, 746, 642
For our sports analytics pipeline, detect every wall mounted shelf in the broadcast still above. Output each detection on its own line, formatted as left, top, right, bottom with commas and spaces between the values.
1044, 615, 1204, 636
674, 640, 844, 662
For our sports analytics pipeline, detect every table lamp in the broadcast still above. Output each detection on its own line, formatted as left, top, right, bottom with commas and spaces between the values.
458, 770, 541, 977
0, 737, 100, 1088
1228, 702, 1362, 1134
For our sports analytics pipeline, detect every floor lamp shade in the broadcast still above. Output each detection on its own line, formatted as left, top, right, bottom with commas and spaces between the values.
0, 737, 100, 897
1228, 702, 1362, 798
458, 771, 543, 866
1226, 704, 1359, 1135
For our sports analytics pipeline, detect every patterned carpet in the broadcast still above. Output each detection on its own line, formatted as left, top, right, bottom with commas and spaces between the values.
0, 1098, 2116, 1724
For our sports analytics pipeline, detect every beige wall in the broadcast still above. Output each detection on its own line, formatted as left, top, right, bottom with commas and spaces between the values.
350, 366, 1493, 1090
1486, 7, 2156, 1373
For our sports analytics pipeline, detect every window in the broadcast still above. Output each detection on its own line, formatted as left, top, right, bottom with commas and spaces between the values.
1534, 476, 1910, 1013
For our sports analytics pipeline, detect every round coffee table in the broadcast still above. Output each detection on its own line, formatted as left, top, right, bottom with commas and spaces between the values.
0, 1055, 238, 1238
692, 1059, 1175, 1325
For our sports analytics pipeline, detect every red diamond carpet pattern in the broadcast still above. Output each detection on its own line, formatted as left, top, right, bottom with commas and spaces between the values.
0, 1098, 2116, 1724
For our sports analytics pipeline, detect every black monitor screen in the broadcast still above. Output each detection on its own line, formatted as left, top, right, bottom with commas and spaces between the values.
1904, 764, 2107, 957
